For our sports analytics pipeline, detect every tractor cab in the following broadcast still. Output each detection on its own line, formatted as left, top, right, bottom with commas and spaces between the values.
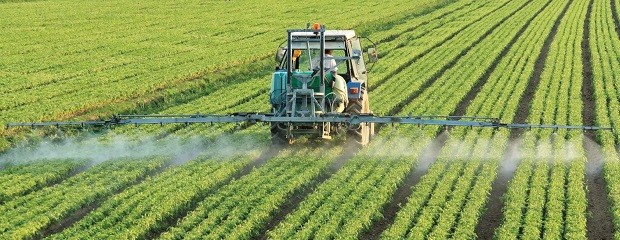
275, 29, 373, 85
270, 24, 378, 145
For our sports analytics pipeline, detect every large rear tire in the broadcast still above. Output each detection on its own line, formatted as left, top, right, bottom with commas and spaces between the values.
346, 90, 371, 146
270, 123, 289, 146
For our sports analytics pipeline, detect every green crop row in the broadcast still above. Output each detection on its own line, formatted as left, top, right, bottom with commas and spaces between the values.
157, 146, 340, 239
48, 154, 257, 239
370, 0, 523, 115
0, 159, 84, 204
267, 130, 431, 239
384, 0, 579, 238
496, 0, 590, 238
0, 157, 167, 239
0, 0, 447, 127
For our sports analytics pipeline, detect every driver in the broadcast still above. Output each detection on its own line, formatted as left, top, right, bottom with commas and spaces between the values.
312, 49, 338, 74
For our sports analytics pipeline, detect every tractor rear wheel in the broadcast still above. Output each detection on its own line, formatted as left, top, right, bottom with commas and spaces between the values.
346, 90, 372, 146
270, 123, 289, 146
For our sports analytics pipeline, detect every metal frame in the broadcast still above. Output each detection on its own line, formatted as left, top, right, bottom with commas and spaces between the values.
285, 27, 328, 120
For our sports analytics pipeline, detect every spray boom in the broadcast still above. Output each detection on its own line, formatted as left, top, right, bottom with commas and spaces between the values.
6, 113, 613, 132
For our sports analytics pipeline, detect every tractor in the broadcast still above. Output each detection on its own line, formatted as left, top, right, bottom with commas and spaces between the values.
270, 23, 377, 145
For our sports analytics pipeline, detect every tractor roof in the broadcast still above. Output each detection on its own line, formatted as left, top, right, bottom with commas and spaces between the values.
291, 30, 357, 40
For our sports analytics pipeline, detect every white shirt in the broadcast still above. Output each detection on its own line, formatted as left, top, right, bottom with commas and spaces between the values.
312, 54, 338, 73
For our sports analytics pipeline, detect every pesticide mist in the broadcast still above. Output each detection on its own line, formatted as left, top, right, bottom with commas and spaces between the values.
0, 132, 267, 167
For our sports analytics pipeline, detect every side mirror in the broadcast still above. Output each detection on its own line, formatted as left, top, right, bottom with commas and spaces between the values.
275, 47, 285, 63
367, 48, 378, 63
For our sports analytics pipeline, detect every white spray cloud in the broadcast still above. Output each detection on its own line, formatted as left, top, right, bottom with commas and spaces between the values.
0, 132, 266, 168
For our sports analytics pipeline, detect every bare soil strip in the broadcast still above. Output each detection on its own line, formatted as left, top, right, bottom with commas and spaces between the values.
474, 0, 574, 238
359, 132, 448, 240
583, 0, 614, 238
584, 139, 615, 239
475, 141, 522, 239
512, 0, 569, 127
255, 144, 359, 240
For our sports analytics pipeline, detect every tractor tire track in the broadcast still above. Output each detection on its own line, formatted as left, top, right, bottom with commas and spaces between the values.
475, 0, 574, 238
583, 0, 614, 238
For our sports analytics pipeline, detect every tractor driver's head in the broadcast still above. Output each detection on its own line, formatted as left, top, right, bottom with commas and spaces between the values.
325, 49, 333, 55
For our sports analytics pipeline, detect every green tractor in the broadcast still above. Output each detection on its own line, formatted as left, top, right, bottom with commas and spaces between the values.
270, 24, 379, 145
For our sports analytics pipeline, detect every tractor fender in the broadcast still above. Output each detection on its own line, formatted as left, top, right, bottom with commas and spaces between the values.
332, 75, 348, 112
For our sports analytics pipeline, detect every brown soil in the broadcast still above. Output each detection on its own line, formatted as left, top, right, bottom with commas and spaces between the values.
584, 138, 615, 240
475, 141, 522, 239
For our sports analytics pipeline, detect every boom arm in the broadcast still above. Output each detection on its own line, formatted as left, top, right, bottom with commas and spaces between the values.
6, 113, 613, 132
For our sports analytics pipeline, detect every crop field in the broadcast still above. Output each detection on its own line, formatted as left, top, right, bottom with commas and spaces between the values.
2, 0, 620, 239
